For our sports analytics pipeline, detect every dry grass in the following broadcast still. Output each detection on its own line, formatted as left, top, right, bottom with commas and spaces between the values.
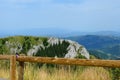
79, 67, 111, 80
0, 65, 112, 80
0, 68, 9, 79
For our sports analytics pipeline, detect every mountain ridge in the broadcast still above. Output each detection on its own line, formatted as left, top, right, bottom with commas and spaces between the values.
66, 35, 120, 59
0, 31, 120, 38
0, 36, 90, 59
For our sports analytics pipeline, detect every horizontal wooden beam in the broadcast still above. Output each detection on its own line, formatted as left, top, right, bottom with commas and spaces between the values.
0, 55, 120, 68
0, 55, 11, 60
16, 56, 120, 68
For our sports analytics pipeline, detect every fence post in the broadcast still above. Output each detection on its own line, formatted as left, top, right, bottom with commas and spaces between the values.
18, 61, 24, 80
10, 55, 16, 80
18, 59, 24, 80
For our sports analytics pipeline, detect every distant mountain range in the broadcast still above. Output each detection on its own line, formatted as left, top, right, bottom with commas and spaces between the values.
84, 31, 120, 37
0, 30, 120, 38
64, 31, 120, 37
66, 35, 120, 59
67, 35, 120, 49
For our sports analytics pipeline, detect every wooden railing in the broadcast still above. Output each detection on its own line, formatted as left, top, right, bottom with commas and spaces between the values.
0, 55, 120, 80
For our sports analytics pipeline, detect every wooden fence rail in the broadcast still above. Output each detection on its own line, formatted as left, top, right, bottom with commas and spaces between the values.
0, 55, 120, 80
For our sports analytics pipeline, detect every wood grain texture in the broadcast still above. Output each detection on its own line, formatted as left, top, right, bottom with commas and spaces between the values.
16, 56, 120, 68
0, 55, 10, 60
10, 55, 16, 80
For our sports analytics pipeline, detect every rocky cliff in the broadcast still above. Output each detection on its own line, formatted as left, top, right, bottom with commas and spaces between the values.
0, 36, 90, 59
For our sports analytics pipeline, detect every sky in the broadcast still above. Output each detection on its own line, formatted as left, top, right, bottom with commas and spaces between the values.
0, 0, 120, 36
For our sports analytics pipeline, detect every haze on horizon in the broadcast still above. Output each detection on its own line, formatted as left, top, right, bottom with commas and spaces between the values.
0, 0, 120, 35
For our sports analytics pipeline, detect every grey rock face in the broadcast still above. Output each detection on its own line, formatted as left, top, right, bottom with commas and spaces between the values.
6, 41, 22, 54
5, 37, 90, 59
65, 40, 89, 59
47, 38, 90, 59
27, 44, 45, 56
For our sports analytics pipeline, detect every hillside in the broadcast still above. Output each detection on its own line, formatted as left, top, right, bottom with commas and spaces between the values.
66, 35, 120, 59
0, 36, 89, 59
89, 50, 118, 59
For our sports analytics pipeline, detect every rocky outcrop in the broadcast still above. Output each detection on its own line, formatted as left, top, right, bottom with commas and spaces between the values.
4, 37, 90, 59
5, 41, 22, 54
27, 44, 45, 56
65, 40, 89, 59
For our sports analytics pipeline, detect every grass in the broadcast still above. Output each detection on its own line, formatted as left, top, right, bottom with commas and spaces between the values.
0, 67, 9, 79
79, 67, 111, 80
0, 63, 112, 80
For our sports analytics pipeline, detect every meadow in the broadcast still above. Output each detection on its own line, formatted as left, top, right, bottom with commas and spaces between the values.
0, 62, 112, 80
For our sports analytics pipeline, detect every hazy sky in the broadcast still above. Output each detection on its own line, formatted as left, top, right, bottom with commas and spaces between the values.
0, 0, 120, 35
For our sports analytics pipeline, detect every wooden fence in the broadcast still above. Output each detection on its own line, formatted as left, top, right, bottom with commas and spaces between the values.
0, 55, 120, 80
